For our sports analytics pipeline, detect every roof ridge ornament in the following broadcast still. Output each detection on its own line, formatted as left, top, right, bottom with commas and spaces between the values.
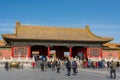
16, 21, 20, 27
15, 21, 20, 36
85, 25, 90, 30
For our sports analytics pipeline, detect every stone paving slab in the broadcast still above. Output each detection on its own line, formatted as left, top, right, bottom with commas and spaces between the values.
80, 68, 120, 75
0, 68, 120, 80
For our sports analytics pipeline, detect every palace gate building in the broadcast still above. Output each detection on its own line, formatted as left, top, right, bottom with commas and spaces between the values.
1, 21, 113, 60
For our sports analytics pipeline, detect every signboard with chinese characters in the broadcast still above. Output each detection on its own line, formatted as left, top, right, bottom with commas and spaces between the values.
64, 52, 70, 57
50, 50, 56, 58
78, 52, 83, 57
32, 51, 39, 55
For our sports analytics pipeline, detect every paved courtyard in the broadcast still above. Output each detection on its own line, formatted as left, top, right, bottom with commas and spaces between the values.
0, 68, 120, 80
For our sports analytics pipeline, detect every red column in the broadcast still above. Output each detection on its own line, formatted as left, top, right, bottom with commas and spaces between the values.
11, 47, 14, 58
28, 46, 31, 58
48, 46, 50, 58
69, 47, 72, 58
83, 48, 87, 59
100, 48, 102, 58
87, 48, 89, 58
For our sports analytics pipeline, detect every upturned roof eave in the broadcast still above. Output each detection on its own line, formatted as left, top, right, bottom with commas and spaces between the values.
2, 36, 112, 43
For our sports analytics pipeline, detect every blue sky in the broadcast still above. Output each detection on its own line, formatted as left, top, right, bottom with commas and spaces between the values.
0, 0, 120, 43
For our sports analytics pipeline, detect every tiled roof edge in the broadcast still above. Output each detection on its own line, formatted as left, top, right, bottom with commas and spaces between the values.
85, 25, 113, 41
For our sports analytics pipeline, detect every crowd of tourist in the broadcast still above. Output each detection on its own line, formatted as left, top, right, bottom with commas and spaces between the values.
30, 55, 120, 77
3, 55, 120, 79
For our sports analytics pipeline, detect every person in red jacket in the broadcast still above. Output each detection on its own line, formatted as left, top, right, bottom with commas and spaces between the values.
31, 61, 36, 69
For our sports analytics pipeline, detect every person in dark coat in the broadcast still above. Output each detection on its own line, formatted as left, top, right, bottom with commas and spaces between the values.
56, 60, 61, 73
116, 61, 119, 68
66, 59, 71, 76
72, 61, 77, 75
107, 61, 110, 68
40, 60, 44, 72
4, 61, 9, 71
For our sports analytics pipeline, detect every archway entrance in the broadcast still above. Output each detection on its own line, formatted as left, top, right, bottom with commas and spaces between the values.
72, 46, 87, 60
31, 45, 47, 59
50, 46, 69, 60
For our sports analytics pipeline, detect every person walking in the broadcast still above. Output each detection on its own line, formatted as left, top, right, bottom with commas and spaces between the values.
72, 60, 77, 75
40, 60, 45, 72
4, 61, 9, 71
51, 61, 56, 71
110, 60, 117, 79
66, 59, 71, 76
107, 61, 110, 68
31, 61, 36, 69
56, 60, 61, 73
116, 61, 119, 68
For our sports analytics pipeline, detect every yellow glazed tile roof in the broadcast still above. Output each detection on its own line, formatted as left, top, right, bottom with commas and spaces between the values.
103, 43, 120, 48
2, 21, 113, 42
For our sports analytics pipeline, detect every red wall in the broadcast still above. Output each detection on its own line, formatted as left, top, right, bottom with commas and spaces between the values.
87, 48, 102, 58
102, 50, 119, 59
12, 46, 28, 57
0, 48, 11, 58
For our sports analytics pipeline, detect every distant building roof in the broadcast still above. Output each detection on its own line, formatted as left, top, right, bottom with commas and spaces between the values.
0, 40, 6, 46
103, 43, 120, 50
2, 21, 113, 42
